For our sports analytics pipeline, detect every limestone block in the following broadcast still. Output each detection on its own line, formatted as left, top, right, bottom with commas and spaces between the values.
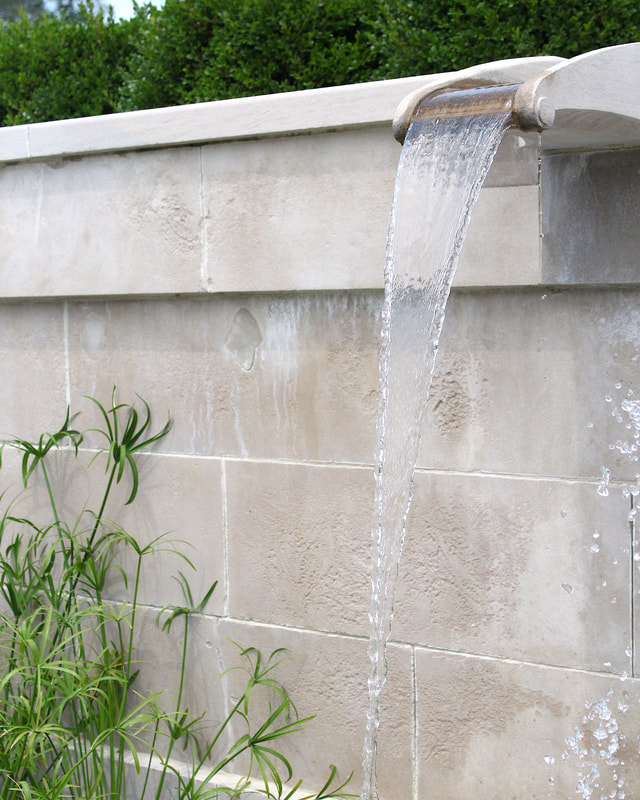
0, 302, 67, 441
125, 608, 230, 758
542, 148, 640, 285
415, 649, 640, 800
0, 124, 28, 161
0, 148, 203, 298
124, 612, 414, 799
202, 127, 540, 294
454, 185, 541, 287
101, 453, 224, 613
23, 448, 224, 613
0, 446, 55, 536
483, 128, 539, 188
202, 128, 395, 293
394, 472, 631, 673
67, 293, 381, 463
419, 286, 640, 481
225, 461, 373, 634
216, 618, 414, 800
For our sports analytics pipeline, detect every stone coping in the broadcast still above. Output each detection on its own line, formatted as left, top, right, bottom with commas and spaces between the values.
0, 75, 440, 163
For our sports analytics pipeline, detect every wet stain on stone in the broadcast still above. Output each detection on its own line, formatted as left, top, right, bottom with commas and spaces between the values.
225, 307, 263, 371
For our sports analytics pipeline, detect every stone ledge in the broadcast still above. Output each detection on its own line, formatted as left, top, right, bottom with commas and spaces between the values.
0, 74, 442, 163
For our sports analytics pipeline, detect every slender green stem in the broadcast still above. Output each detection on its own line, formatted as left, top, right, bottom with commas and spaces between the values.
153, 614, 189, 800
192, 691, 247, 778
39, 461, 62, 537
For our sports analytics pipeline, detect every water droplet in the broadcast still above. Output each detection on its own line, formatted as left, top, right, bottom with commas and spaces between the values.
606, 395, 613, 403
598, 467, 611, 496
604, 661, 612, 667
594, 725, 608, 742
616, 382, 623, 390
561, 509, 568, 518
593, 531, 600, 539
620, 671, 628, 681
587, 422, 594, 429
591, 543, 601, 553
544, 755, 555, 765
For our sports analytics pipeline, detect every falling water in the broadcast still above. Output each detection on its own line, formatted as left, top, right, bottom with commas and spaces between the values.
361, 108, 514, 800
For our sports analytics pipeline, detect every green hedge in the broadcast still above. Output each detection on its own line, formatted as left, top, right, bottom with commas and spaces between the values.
117, 0, 381, 111
371, 0, 640, 78
0, 0, 639, 126
0, 3, 138, 125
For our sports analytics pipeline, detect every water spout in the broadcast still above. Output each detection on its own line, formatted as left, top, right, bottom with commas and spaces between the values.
393, 43, 640, 150
394, 83, 555, 144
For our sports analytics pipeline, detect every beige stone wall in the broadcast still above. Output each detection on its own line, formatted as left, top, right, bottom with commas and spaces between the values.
0, 78, 639, 799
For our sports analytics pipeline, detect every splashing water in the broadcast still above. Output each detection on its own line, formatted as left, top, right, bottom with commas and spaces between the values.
561, 690, 630, 800
361, 110, 513, 800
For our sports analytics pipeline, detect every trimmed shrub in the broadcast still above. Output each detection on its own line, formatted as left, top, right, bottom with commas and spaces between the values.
117, 0, 382, 111
0, 3, 138, 125
370, 0, 640, 79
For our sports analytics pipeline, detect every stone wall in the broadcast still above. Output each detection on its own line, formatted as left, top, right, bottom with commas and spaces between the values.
0, 75, 639, 799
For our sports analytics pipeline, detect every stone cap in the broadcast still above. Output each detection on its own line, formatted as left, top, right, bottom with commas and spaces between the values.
0, 74, 441, 163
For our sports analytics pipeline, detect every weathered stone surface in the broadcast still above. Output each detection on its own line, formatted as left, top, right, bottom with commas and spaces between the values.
202, 131, 540, 294
225, 461, 373, 634
542, 148, 640, 285
0, 302, 67, 440
415, 648, 640, 800
0, 123, 28, 161
483, 128, 539, 188
103, 453, 225, 613
395, 471, 631, 672
67, 293, 381, 463
454, 185, 540, 287
0, 149, 203, 298
420, 287, 640, 481
26, 449, 225, 613
127, 607, 230, 755
202, 128, 395, 293
217, 618, 414, 800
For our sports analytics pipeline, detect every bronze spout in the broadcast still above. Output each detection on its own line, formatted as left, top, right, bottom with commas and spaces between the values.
399, 83, 555, 143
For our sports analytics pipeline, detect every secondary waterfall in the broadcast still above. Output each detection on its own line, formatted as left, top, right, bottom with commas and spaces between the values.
361, 108, 514, 800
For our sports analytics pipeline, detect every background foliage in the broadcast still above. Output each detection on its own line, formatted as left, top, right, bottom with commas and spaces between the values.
0, 4, 139, 124
0, 0, 638, 125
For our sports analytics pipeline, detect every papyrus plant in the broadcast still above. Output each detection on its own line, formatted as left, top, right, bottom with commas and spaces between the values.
0, 391, 354, 800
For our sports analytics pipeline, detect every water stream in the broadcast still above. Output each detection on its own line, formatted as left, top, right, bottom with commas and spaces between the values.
361, 109, 514, 800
